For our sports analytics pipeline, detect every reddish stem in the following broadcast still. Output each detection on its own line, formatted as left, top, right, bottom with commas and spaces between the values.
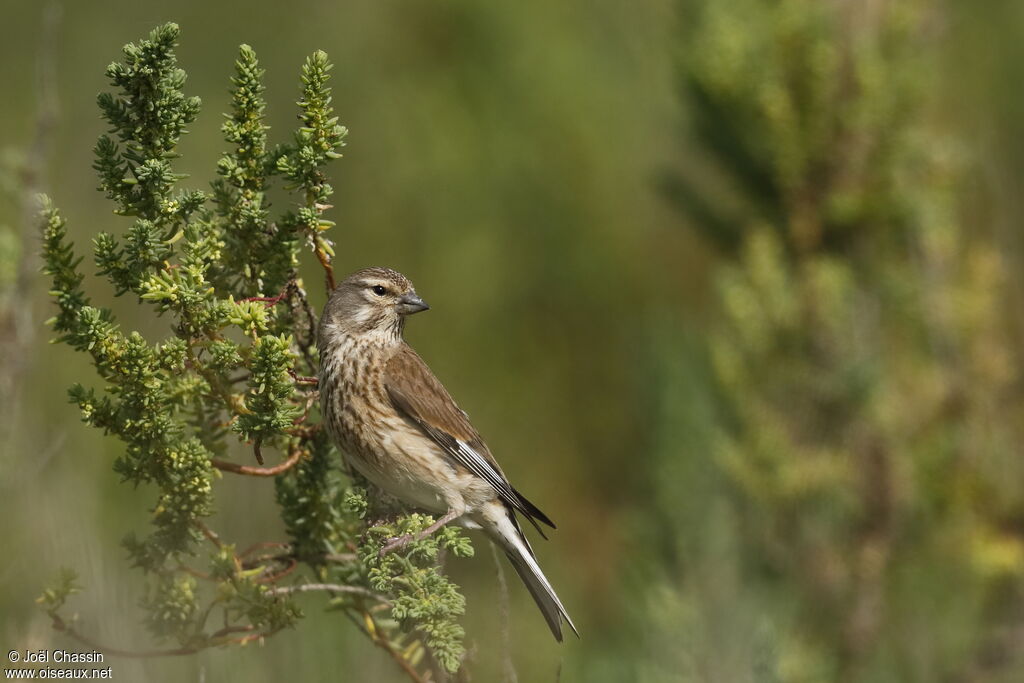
287, 368, 319, 385
240, 284, 290, 308
238, 541, 291, 559
49, 614, 281, 659
211, 445, 304, 477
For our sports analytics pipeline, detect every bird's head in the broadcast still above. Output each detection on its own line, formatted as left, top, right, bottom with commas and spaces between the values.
319, 267, 429, 343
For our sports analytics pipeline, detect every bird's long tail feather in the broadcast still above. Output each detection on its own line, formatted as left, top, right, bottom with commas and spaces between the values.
484, 504, 578, 642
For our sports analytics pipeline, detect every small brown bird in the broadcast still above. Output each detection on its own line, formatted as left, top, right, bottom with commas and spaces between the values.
317, 267, 577, 641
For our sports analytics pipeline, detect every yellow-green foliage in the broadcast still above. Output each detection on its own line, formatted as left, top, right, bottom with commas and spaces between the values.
39, 23, 470, 676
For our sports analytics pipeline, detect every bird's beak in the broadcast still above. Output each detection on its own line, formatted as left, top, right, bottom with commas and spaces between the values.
397, 292, 430, 315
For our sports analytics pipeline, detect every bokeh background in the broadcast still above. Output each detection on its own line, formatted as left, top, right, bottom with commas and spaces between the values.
3, 1, 1024, 681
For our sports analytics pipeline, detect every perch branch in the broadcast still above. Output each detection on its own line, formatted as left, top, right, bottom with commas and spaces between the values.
313, 240, 336, 292
350, 610, 427, 683
265, 583, 390, 604
49, 613, 281, 659
211, 444, 304, 476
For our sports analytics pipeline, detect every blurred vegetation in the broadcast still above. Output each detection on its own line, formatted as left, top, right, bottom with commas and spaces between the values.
633, 1, 1024, 682
3, 0, 1023, 681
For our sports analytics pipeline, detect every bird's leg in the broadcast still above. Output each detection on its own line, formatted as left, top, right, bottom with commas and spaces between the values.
379, 508, 460, 557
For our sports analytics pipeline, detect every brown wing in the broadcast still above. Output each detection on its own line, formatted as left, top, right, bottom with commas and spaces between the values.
384, 344, 555, 532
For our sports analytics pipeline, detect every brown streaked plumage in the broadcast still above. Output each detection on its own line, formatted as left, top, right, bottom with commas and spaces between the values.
317, 267, 577, 641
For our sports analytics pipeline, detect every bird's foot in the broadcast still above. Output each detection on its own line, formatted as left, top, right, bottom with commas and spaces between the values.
376, 507, 461, 558
378, 533, 417, 557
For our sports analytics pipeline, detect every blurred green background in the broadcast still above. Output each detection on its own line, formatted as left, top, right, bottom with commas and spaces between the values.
3, 0, 1024, 681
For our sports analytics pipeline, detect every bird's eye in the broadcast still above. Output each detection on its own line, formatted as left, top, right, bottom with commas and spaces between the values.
371, 285, 388, 296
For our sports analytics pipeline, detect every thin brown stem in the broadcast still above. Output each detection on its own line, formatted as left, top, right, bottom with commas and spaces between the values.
313, 239, 336, 292
236, 546, 357, 568
256, 557, 298, 584
360, 611, 428, 683
287, 278, 320, 374
240, 284, 290, 307
178, 564, 213, 581
287, 368, 319, 385
208, 625, 256, 639
211, 444, 303, 477
265, 583, 390, 604
49, 613, 281, 659
238, 541, 290, 559
195, 520, 223, 550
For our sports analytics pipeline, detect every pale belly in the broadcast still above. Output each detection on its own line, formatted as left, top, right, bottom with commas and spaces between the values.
319, 334, 493, 516
340, 414, 494, 515
347, 422, 452, 513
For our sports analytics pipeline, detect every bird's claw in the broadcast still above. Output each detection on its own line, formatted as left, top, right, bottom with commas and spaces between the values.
378, 533, 416, 557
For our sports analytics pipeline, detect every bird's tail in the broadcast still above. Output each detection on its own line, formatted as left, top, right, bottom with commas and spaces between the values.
482, 503, 578, 642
